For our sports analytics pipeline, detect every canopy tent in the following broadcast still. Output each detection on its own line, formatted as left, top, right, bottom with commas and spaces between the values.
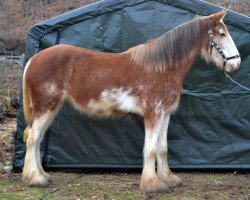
14, 0, 250, 171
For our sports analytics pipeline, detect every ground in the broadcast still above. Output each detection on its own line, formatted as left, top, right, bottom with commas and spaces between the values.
0, 118, 249, 199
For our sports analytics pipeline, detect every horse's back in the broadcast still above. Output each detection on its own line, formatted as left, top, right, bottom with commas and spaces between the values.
24, 44, 125, 87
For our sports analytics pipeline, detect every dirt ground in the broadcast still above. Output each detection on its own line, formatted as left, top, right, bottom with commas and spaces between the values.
0, 118, 249, 200
0, 117, 16, 180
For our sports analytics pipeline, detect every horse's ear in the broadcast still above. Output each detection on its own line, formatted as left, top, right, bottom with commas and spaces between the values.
209, 11, 227, 24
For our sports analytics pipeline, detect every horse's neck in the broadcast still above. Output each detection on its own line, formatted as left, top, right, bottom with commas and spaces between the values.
158, 39, 202, 81
158, 18, 207, 79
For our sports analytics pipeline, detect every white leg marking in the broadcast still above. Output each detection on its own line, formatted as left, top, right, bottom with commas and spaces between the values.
23, 109, 60, 186
23, 125, 49, 187
156, 111, 181, 188
157, 113, 170, 177
140, 113, 168, 193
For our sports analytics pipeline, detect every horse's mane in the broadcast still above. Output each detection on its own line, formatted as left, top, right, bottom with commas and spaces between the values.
127, 17, 204, 72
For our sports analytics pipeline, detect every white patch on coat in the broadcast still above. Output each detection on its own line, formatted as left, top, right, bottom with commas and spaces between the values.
138, 85, 145, 91
87, 99, 114, 116
101, 88, 142, 114
154, 101, 163, 116
154, 99, 179, 116
87, 88, 143, 115
45, 83, 58, 95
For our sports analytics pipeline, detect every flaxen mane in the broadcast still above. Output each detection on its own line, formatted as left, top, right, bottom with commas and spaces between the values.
128, 17, 203, 71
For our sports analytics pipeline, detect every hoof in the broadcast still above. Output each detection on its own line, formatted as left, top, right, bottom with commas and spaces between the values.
29, 178, 50, 188
41, 171, 52, 183
140, 176, 170, 193
158, 172, 182, 189
22, 172, 50, 187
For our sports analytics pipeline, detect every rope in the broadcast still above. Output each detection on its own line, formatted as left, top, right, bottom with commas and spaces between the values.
224, 73, 249, 173
225, 74, 250, 92
39, 173, 85, 200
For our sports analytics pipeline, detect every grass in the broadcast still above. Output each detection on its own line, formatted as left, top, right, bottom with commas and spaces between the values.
0, 172, 249, 200
0, 95, 11, 111
210, 173, 235, 181
0, 179, 47, 200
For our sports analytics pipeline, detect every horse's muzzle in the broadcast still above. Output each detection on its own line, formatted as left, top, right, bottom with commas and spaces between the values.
224, 58, 241, 73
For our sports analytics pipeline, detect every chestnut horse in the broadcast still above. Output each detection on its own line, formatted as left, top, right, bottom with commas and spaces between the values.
22, 11, 240, 193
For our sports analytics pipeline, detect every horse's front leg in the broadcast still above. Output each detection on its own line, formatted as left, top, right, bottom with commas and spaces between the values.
140, 112, 168, 193
157, 113, 181, 189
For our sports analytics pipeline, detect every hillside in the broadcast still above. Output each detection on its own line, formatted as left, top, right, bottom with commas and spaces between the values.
0, 0, 249, 55
0, 0, 98, 55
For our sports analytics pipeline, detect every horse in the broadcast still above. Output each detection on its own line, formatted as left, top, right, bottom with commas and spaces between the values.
22, 11, 240, 193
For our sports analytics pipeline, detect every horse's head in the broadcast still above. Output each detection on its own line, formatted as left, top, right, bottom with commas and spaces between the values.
202, 11, 241, 73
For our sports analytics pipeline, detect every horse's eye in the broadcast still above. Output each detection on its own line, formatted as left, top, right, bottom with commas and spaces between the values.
220, 33, 226, 37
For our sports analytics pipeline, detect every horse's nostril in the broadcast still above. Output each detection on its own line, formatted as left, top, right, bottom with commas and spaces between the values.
225, 64, 237, 73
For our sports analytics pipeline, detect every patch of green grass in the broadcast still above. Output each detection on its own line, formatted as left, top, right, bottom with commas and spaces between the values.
210, 173, 234, 181
123, 191, 140, 200
0, 95, 10, 110
159, 193, 173, 200
0, 193, 16, 200
0, 179, 51, 200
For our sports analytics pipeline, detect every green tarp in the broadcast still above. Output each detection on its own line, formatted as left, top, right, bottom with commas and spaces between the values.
14, 0, 250, 171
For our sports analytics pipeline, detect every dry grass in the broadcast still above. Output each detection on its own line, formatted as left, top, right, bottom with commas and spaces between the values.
0, 61, 21, 118
0, 171, 249, 199
0, 61, 21, 98
0, 0, 98, 55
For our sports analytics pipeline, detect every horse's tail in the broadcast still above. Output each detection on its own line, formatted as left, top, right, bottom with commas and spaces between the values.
23, 61, 32, 125
23, 60, 33, 143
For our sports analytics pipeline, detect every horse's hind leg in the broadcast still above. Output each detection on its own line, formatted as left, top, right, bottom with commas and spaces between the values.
22, 107, 61, 187
35, 108, 61, 182
156, 113, 181, 188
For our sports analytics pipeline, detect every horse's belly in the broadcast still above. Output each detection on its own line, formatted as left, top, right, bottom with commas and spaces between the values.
86, 88, 143, 116
87, 99, 115, 116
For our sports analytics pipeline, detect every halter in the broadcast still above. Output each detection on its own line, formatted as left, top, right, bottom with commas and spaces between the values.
207, 18, 240, 69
